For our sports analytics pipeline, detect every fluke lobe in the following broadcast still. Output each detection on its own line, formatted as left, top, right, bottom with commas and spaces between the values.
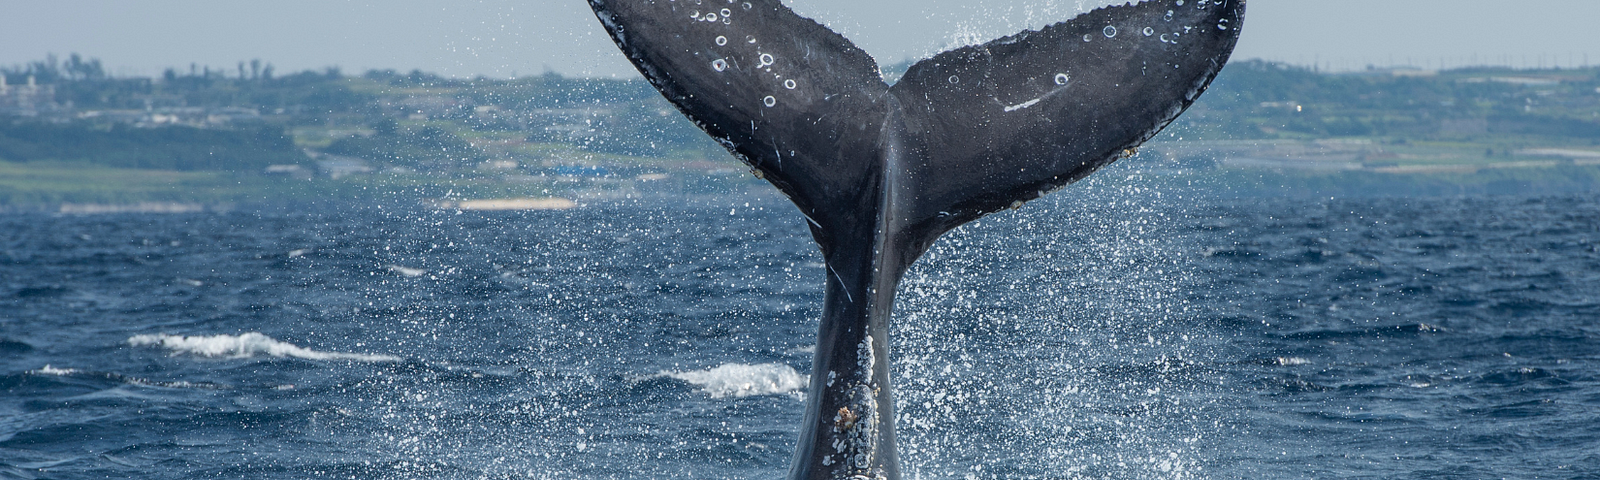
587, 1, 1243, 478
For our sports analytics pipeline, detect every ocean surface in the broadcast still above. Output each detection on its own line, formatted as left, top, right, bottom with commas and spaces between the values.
3, 176, 1599, 479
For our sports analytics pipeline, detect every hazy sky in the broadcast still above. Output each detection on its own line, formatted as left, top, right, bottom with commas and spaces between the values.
4, 1, 1598, 79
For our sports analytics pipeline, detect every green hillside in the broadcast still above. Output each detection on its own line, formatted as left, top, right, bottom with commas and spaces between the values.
1, 54, 1597, 206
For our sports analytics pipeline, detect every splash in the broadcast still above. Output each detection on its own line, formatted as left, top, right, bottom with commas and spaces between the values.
659, 362, 807, 399
386, 265, 427, 277
31, 365, 78, 375
889, 174, 1232, 478
128, 333, 401, 362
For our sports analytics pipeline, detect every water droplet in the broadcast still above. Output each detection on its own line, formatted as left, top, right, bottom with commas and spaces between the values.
1103, 26, 1117, 38
758, 53, 775, 68
1055, 73, 1069, 85
1143, 27, 1155, 36
690, 11, 701, 19
721, 8, 732, 16
723, 17, 731, 25
948, 75, 960, 84
712, 59, 728, 71
784, 79, 797, 89
742, 2, 753, 10
1160, 33, 1171, 43
747, 35, 757, 43
705, 13, 718, 21
1175, 0, 1184, 5
763, 96, 776, 107
1165, 10, 1174, 21
1083, 34, 1093, 42
716, 36, 728, 46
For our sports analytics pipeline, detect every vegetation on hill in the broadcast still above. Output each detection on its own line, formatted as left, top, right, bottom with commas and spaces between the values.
1, 54, 1597, 206
0, 121, 303, 171
1177, 60, 1600, 142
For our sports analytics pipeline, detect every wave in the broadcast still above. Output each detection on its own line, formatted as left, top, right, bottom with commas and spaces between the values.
31, 365, 78, 375
28, 364, 222, 389
658, 363, 807, 399
386, 265, 427, 277
1274, 357, 1312, 366
127, 333, 400, 362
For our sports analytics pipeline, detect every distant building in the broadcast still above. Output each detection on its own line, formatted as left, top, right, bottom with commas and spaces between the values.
1457, 76, 1563, 87
1488, 77, 1561, 87
206, 106, 262, 125
0, 75, 58, 116
77, 105, 262, 128
77, 109, 148, 124
1339, 67, 1438, 78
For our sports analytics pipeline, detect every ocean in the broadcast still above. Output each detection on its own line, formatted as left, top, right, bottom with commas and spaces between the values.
3, 173, 1599, 479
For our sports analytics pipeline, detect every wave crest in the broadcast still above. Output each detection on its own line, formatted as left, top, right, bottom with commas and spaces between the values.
660, 363, 807, 399
128, 333, 400, 362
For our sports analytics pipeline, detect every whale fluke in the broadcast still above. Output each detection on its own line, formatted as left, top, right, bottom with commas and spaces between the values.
588, 1, 1244, 478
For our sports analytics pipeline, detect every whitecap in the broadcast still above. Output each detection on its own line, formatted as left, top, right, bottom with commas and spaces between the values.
386, 265, 427, 277
31, 365, 78, 375
658, 363, 807, 398
128, 333, 400, 362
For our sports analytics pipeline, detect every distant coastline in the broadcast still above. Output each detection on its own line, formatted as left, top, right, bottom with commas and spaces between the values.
2, 56, 1597, 208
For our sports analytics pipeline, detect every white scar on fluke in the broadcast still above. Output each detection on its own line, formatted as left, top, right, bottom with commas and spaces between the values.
1004, 98, 1043, 112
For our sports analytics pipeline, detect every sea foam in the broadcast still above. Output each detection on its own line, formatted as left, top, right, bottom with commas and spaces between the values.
386, 265, 426, 277
31, 365, 78, 375
127, 333, 400, 362
660, 363, 807, 399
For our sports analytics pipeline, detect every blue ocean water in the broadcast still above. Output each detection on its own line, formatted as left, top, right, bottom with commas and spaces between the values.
3, 180, 1599, 479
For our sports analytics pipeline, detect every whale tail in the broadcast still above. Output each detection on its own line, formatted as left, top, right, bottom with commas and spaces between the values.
589, 0, 1244, 478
